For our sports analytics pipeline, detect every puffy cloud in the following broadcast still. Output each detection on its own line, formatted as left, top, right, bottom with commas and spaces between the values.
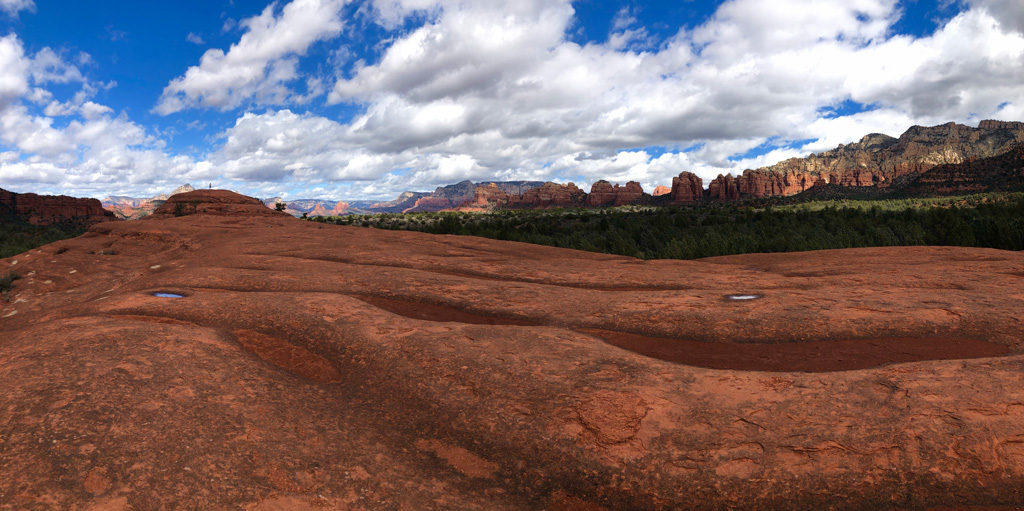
186, 32, 205, 45
155, 0, 348, 114
968, 0, 1024, 33
0, 0, 34, 17
295, 0, 1024, 197
11, 0, 1024, 201
0, 35, 30, 108
29, 47, 86, 84
0, 35, 201, 198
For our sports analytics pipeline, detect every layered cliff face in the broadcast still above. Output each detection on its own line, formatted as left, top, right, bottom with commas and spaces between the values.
469, 183, 510, 207
669, 172, 703, 204
585, 181, 645, 207
505, 182, 587, 208
904, 142, 1024, 195
707, 120, 1024, 201
1, 188, 118, 226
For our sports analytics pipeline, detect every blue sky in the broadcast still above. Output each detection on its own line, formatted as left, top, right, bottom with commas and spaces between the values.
0, 0, 1022, 200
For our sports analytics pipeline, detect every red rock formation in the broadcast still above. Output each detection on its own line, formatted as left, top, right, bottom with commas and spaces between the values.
669, 172, 703, 204
327, 201, 350, 216
147, 190, 291, 219
706, 169, 819, 200
470, 183, 510, 207
309, 204, 330, 217
652, 185, 671, 197
0, 188, 118, 226
403, 196, 452, 213
707, 174, 740, 201
506, 182, 586, 209
585, 181, 644, 207
708, 120, 1024, 201
306, 201, 351, 217
904, 142, 1024, 195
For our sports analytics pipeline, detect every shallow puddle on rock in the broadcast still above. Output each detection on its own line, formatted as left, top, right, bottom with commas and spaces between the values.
726, 294, 762, 301
153, 293, 185, 298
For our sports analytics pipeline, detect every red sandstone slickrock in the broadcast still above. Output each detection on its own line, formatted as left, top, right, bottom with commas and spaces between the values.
2, 190, 1024, 509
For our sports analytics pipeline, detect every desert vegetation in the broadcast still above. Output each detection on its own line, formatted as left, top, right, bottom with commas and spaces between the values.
0, 217, 85, 259
312, 192, 1024, 260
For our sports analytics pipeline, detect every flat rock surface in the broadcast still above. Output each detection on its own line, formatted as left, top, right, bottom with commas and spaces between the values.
2, 197, 1024, 509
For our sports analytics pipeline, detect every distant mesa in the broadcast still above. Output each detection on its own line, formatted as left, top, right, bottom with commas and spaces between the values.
652, 185, 672, 197
2, 188, 117, 227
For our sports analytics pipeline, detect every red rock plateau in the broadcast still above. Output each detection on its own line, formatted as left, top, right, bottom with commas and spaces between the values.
3, 190, 1024, 509
651, 185, 671, 197
1, 188, 118, 226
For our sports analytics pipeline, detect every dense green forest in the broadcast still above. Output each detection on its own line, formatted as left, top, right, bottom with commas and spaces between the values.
0, 217, 85, 259
312, 193, 1024, 260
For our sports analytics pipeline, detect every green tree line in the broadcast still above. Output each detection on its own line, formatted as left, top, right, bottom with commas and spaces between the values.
0, 217, 85, 259
312, 193, 1024, 260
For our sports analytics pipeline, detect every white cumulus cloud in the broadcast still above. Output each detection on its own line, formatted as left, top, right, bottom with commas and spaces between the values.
8, 0, 1024, 201
0, 35, 202, 197
155, 0, 349, 114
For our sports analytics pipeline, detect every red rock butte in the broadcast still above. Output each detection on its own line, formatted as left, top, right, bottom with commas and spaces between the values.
146, 189, 292, 219
2, 190, 1024, 509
